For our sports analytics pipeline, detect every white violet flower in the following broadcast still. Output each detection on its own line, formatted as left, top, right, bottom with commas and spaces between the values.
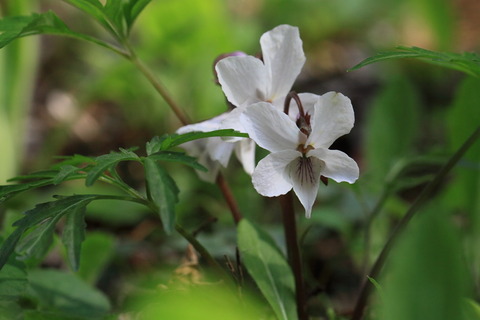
216, 24, 306, 132
176, 113, 255, 183
240, 92, 359, 217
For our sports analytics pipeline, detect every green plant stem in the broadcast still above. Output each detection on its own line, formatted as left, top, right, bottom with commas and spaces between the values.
280, 192, 308, 320
351, 125, 480, 320
124, 46, 243, 224
128, 52, 191, 126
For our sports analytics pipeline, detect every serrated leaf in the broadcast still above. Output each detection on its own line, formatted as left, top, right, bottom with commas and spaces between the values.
0, 255, 27, 298
104, 0, 126, 37
27, 269, 111, 318
124, 0, 151, 33
0, 195, 97, 270
161, 129, 249, 150
0, 180, 53, 203
147, 151, 207, 171
15, 216, 60, 261
53, 165, 79, 185
61, 205, 87, 271
146, 136, 165, 156
0, 229, 25, 272
0, 10, 123, 54
144, 158, 178, 234
52, 154, 95, 168
62, 0, 118, 37
0, 11, 73, 49
349, 46, 480, 77
237, 219, 297, 320
85, 149, 140, 186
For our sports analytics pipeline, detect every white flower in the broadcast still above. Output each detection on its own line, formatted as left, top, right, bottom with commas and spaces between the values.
176, 113, 255, 183
240, 92, 359, 217
215, 24, 306, 132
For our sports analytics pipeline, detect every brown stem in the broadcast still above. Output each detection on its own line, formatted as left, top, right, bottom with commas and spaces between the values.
216, 174, 243, 224
280, 192, 308, 320
351, 125, 480, 320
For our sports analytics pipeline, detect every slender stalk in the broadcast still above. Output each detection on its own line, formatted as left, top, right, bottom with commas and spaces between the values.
280, 192, 308, 320
128, 53, 191, 126
216, 174, 242, 224
125, 50, 243, 223
351, 125, 480, 320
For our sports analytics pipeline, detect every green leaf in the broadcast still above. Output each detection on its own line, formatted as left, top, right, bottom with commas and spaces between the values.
364, 76, 420, 185
76, 232, 115, 284
61, 204, 87, 271
463, 299, 480, 319
0, 179, 53, 203
237, 219, 297, 320
27, 269, 111, 318
62, 0, 118, 37
0, 10, 124, 55
381, 207, 467, 320
53, 165, 80, 185
0, 254, 27, 298
349, 46, 480, 77
0, 229, 27, 271
85, 148, 140, 186
146, 135, 164, 156
159, 129, 249, 150
0, 195, 97, 270
124, 0, 151, 33
15, 217, 60, 261
104, 0, 126, 36
144, 158, 178, 234
0, 11, 73, 49
147, 151, 207, 171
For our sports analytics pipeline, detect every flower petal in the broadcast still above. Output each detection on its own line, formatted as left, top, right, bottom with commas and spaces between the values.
234, 139, 256, 175
260, 25, 306, 101
220, 107, 247, 142
308, 148, 359, 183
287, 156, 323, 218
207, 137, 234, 167
215, 56, 267, 107
176, 112, 226, 134
252, 150, 300, 197
240, 102, 306, 152
306, 92, 355, 148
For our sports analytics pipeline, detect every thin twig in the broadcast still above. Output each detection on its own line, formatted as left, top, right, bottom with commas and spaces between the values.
351, 125, 480, 320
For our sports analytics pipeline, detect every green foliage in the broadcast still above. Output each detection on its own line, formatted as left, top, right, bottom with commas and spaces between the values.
85, 148, 140, 186
350, 46, 480, 77
0, 130, 245, 270
61, 204, 87, 271
0, 195, 97, 269
64, 0, 152, 39
75, 232, 115, 284
364, 76, 420, 185
27, 269, 111, 318
0, 255, 27, 299
144, 157, 178, 234
381, 207, 467, 320
237, 219, 297, 320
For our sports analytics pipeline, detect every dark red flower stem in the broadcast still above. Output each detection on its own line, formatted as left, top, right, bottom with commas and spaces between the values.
280, 192, 308, 320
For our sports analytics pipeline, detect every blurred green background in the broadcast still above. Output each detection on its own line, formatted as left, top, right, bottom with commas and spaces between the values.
1, 0, 480, 318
